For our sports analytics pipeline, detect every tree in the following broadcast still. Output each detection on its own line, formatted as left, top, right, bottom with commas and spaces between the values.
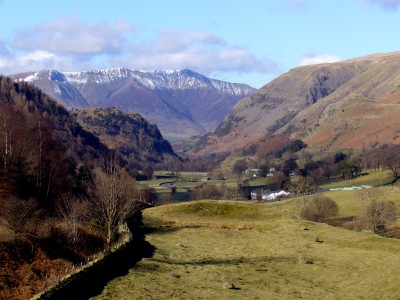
224, 185, 242, 200
296, 176, 317, 195
266, 172, 285, 191
232, 159, 248, 178
381, 144, 400, 178
338, 160, 358, 180
87, 153, 143, 251
334, 152, 347, 163
77, 162, 92, 186
56, 193, 88, 244
255, 188, 263, 201
190, 183, 224, 200
143, 165, 154, 180
281, 156, 298, 176
359, 189, 397, 233
303, 160, 320, 175
320, 155, 336, 180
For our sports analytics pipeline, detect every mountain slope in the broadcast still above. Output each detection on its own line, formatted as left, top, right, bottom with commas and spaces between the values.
12, 68, 255, 141
74, 108, 179, 165
12, 70, 90, 108
193, 52, 400, 154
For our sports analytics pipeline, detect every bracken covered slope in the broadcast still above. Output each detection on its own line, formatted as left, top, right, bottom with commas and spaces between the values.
193, 52, 400, 154
74, 107, 179, 165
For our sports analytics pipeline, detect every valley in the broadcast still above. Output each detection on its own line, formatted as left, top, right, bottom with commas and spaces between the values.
11, 69, 255, 141
2, 51, 400, 299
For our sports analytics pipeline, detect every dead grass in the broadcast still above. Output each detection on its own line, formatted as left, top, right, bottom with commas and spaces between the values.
93, 199, 400, 299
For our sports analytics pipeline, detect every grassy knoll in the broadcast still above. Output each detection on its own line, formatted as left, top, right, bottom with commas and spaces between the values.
93, 197, 400, 299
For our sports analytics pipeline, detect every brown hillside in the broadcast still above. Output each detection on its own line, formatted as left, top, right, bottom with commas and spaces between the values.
75, 108, 179, 165
193, 52, 400, 154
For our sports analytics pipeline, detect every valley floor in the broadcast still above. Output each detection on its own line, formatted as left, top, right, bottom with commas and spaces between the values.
92, 199, 400, 299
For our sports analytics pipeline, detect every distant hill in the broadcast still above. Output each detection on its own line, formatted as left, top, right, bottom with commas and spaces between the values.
11, 69, 255, 141
0, 75, 179, 176
74, 108, 179, 165
193, 52, 400, 154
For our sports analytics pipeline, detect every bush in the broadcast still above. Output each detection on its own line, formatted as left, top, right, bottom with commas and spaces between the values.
2, 196, 42, 240
190, 183, 224, 200
300, 195, 339, 222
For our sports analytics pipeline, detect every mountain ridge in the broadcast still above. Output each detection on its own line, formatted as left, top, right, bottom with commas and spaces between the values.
11, 68, 255, 141
192, 51, 400, 154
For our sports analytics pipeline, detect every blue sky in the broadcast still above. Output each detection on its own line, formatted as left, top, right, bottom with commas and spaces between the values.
0, 0, 400, 88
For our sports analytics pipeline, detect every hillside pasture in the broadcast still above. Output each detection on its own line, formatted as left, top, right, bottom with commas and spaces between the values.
94, 197, 400, 299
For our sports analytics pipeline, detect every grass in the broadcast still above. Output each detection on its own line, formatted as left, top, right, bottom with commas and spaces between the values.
93, 195, 400, 299
319, 169, 394, 189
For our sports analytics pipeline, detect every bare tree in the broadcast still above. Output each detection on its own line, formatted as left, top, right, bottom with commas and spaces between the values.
87, 154, 143, 251
224, 186, 242, 200
190, 183, 224, 200
359, 189, 397, 233
382, 144, 400, 179
0, 103, 26, 173
296, 176, 317, 195
56, 194, 88, 244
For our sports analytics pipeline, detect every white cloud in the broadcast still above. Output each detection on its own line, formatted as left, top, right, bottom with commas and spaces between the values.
1, 16, 279, 78
362, 0, 400, 11
299, 54, 342, 66
11, 16, 134, 56
155, 29, 226, 53
0, 50, 80, 74
110, 42, 278, 75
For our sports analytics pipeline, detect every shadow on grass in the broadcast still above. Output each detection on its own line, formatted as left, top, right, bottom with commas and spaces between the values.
39, 212, 156, 300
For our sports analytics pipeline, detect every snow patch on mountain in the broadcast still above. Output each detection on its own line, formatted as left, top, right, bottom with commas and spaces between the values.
60, 68, 255, 95
23, 73, 39, 82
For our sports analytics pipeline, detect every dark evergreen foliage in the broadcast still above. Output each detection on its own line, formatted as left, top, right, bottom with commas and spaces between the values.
275, 139, 307, 158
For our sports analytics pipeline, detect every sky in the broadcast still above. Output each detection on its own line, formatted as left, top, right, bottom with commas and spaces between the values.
1, 0, 400, 88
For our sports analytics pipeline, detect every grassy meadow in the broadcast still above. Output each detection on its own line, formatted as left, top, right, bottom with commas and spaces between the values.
93, 187, 400, 299
319, 169, 395, 189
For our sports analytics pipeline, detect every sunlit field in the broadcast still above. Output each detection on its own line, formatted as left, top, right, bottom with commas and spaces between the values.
93, 193, 400, 299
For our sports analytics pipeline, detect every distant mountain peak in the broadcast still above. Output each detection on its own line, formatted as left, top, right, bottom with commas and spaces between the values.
10, 67, 255, 141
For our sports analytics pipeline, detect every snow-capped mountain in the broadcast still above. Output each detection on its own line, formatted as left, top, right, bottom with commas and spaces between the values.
11, 68, 255, 141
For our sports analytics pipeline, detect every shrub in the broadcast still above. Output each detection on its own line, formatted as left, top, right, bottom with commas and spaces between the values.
2, 196, 42, 240
190, 183, 224, 200
300, 195, 339, 222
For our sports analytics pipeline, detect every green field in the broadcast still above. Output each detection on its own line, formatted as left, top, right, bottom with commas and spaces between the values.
93, 189, 400, 299
319, 169, 394, 189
